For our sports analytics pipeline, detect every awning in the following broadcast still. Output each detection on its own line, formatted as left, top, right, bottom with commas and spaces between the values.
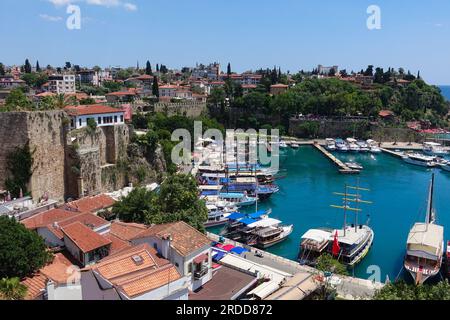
230, 247, 249, 255
227, 212, 245, 220
248, 210, 268, 219
240, 218, 258, 226
247, 218, 281, 228
213, 251, 226, 261
222, 244, 235, 252
193, 253, 208, 264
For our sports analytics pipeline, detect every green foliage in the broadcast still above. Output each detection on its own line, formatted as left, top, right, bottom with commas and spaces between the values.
152, 76, 159, 97
315, 254, 348, 276
374, 280, 450, 300
296, 121, 320, 138
113, 174, 208, 232
0, 63, 5, 76
2, 88, 32, 111
0, 216, 52, 279
5, 144, 33, 198
102, 81, 123, 93
0, 277, 27, 300
79, 97, 96, 105
86, 118, 98, 131
20, 72, 48, 88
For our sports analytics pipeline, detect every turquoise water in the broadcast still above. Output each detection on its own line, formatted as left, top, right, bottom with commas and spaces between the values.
209, 147, 450, 281
438, 85, 450, 101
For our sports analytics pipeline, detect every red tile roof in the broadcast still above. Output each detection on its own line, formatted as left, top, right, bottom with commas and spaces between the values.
66, 194, 116, 213
106, 91, 137, 97
62, 222, 112, 253
65, 104, 124, 116
103, 233, 132, 254
132, 221, 210, 256
110, 221, 148, 241
21, 273, 48, 300
40, 252, 79, 285
270, 83, 288, 88
379, 110, 395, 117
22, 208, 77, 230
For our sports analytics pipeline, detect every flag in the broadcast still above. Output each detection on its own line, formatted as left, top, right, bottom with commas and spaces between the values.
332, 230, 340, 257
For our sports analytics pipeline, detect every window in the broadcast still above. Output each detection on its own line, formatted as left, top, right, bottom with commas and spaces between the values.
98, 117, 102, 124
120, 115, 124, 122
188, 263, 192, 274
114, 116, 118, 123
153, 243, 158, 250
79, 118, 82, 127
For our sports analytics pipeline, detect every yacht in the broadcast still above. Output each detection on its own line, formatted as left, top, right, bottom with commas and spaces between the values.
402, 153, 437, 168
205, 204, 232, 227
356, 140, 370, 153
299, 182, 374, 266
345, 162, 363, 171
279, 141, 288, 149
291, 142, 300, 149
366, 139, 382, 153
346, 138, 360, 152
423, 142, 448, 156
335, 139, 349, 152
404, 173, 444, 285
325, 138, 336, 151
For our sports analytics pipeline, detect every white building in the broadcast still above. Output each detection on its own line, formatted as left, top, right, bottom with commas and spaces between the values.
64, 104, 125, 129
131, 221, 213, 291
48, 74, 76, 94
159, 84, 178, 98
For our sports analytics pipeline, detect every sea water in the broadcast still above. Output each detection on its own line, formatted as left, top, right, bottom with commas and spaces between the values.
209, 147, 450, 281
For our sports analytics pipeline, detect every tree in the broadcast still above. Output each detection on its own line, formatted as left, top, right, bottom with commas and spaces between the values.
21, 72, 48, 88
152, 76, 159, 97
145, 61, 153, 75
24, 59, 32, 74
54, 94, 76, 109
79, 97, 96, 105
364, 65, 374, 77
227, 63, 231, 76
35, 61, 41, 72
315, 254, 348, 275
0, 63, 5, 76
3, 88, 32, 111
0, 216, 52, 278
65, 62, 72, 70
160, 65, 168, 74
374, 280, 450, 300
0, 277, 27, 300
112, 175, 208, 232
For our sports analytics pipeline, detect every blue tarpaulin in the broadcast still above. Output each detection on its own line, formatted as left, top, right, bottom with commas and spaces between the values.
248, 210, 267, 219
227, 212, 245, 220
240, 218, 257, 225
213, 251, 226, 261
230, 247, 249, 255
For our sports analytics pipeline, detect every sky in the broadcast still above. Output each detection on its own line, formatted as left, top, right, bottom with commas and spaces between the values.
1, 0, 450, 84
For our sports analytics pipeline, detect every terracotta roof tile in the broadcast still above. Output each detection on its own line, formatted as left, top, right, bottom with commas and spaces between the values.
103, 233, 132, 254
40, 252, 78, 285
64, 104, 124, 116
110, 221, 148, 241
21, 209, 77, 230
132, 221, 210, 256
21, 273, 48, 300
67, 194, 116, 213
61, 222, 112, 253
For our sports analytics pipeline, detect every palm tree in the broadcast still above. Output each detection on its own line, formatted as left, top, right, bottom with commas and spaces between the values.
0, 277, 27, 300
54, 94, 76, 109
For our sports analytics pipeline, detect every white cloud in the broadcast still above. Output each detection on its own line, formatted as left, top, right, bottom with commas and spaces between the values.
47, 0, 137, 11
123, 2, 137, 11
39, 14, 63, 22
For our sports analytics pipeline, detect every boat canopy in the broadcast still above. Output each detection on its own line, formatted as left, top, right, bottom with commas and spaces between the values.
227, 212, 246, 220
248, 210, 268, 219
202, 173, 226, 178
198, 185, 223, 191
333, 227, 368, 246
206, 204, 218, 210
240, 218, 258, 226
301, 229, 332, 243
407, 223, 444, 257
424, 142, 441, 146
235, 177, 257, 183
248, 218, 281, 228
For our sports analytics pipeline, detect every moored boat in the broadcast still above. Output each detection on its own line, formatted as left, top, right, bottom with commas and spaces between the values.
423, 142, 448, 156
404, 173, 444, 285
402, 153, 437, 168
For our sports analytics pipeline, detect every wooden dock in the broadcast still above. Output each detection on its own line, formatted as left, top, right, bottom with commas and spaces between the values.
313, 143, 360, 174
380, 148, 404, 158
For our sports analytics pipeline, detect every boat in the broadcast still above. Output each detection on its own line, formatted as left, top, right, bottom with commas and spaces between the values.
346, 138, 360, 152
356, 140, 370, 153
422, 142, 448, 156
219, 192, 258, 207
205, 204, 232, 227
402, 153, 437, 168
291, 142, 300, 149
366, 139, 382, 153
279, 141, 288, 149
404, 173, 444, 285
345, 162, 363, 171
299, 181, 374, 266
441, 164, 450, 172
335, 139, 348, 152
325, 138, 336, 151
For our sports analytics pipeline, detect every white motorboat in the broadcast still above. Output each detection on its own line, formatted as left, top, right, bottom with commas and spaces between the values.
345, 162, 363, 170
325, 138, 336, 151
422, 142, 448, 156
279, 141, 288, 149
346, 138, 360, 152
356, 140, 370, 153
291, 143, 300, 149
402, 153, 437, 168
366, 139, 382, 153
335, 139, 348, 152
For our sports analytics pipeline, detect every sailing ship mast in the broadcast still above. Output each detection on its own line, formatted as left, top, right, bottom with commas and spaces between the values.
426, 173, 436, 226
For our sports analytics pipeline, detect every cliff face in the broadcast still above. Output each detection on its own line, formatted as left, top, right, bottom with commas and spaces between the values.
0, 111, 166, 202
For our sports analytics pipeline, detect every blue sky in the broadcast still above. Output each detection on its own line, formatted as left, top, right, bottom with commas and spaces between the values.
1, 0, 450, 84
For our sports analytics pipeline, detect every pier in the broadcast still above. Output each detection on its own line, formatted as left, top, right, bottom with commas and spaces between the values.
380, 148, 404, 158
312, 143, 360, 174
207, 232, 383, 300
